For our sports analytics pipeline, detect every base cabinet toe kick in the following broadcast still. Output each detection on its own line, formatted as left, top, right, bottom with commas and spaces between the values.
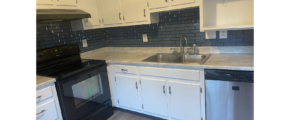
107, 65, 206, 120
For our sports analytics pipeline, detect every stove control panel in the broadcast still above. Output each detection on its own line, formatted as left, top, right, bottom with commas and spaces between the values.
37, 44, 80, 62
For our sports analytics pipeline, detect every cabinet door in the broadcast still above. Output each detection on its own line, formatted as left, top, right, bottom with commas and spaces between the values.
171, 0, 195, 6
168, 80, 201, 120
37, 0, 54, 6
36, 100, 59, 120
56, 0, 77, 6
82, 0, 101, 28
122, 0, 147, 23
100, 0, 123, 25
141, 78, 168, 117
148, 0, 169, 10
116, 75, 141, 111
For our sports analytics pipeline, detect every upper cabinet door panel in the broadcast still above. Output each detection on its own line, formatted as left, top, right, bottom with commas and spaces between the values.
56, 0, 77, 6
37, 0, 54, 6
82, 0, 101, 28
168, 81, 201, 120
122, 0, 147, 23
171, 0, 195, 6
148, 0, 169, 9
100, 0, 123, 25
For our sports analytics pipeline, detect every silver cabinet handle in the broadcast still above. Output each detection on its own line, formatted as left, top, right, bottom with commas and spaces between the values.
147, 2, 149, 7
121, 69, 128, 72
123, 16, 125, 21
163, 85, 165, 93
144, 9, 146, 17
36, 96, 41, 99
36, 110, 45, 115
76, 0, 78, 3
99, 19, 101, 23
136, 82, 138, 89
102, 19, 104, 23
169, 86, 171, 94
165, 0, 167, 2
119, 13, 121, 20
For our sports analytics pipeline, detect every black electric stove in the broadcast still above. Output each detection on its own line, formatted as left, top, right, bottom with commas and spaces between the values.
37, 44, 113, 120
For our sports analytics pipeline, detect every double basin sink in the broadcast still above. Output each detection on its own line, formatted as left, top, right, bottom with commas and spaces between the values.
142, 53, 212, 64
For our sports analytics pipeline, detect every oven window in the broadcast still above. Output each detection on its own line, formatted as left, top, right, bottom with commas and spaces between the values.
72, 74, 103, 107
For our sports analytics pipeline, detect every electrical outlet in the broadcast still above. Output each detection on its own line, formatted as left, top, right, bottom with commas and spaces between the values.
82, 39, 88, 47
205, 31, 216, 39
219, 30, 227, 39
142, 34, 148, 42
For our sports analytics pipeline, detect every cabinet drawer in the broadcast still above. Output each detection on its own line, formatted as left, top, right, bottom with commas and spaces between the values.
115, 65, 137, 74
140, 67, 200, 81
36, 86, 53, 103
36, 100, 59, 120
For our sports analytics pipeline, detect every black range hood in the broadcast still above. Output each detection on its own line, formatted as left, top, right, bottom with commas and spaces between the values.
37, 9, 91, 23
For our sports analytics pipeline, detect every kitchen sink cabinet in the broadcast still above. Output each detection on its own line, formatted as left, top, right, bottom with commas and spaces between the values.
115, 75, 142, 112
109, 65, 205, 120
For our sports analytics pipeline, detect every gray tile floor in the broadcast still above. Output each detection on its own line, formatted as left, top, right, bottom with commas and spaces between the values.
108, 110, 151, 120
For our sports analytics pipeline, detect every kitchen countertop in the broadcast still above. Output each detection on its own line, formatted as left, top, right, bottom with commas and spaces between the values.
37, 52, 253, 87
81, 52, 254, 71
37, 75, 56, 88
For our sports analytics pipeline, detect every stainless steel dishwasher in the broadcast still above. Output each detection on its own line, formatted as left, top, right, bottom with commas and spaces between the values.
205, 69, 254, 120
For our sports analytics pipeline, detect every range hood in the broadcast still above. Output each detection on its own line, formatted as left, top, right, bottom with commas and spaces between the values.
37, 9, 91, 23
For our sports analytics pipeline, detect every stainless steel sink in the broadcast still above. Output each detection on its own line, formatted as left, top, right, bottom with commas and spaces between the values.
142, 53, 211, 64
172, 54, 211, 64
142, 53, 180, 62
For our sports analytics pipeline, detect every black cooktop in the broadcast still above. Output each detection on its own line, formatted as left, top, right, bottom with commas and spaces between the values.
37, 44, 106, 80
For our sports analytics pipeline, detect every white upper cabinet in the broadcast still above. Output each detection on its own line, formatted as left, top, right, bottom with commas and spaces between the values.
55, 0, 78, 6
171, 0, 195, 6
148, 0, 169, 10
168, 80, 201, 120
100, 0, 123, 25
141, 77, 168, 118
116, 75, 142, 111
121, 0, 148, 23
37, 0, 54, 6
200, 0, 254, 31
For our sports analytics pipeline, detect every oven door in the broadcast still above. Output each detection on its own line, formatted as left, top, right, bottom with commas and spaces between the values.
56, 65, 111, 120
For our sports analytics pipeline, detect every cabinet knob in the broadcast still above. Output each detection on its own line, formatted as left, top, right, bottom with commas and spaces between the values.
136, 82, 138, 89
99, 19, 101, 23
36, 96, 41, 99
119, 13, 121, 20
165, 0, 167, 2
102, 19, 104, 23
144, 9, 146, 17
163, 85, 165, 93
121, 69, 128, 72
169, 86, 171, 94
123, 16, 125, 21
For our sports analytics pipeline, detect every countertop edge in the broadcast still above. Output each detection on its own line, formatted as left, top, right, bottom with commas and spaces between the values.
106, 60, 254, 71
37, 78, 56, 88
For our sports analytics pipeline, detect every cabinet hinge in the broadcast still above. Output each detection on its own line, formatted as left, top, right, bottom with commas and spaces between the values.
140, 80, 141, 84
118, 99, 119, 103
142, 104, 143, 109
115, 77, 116, 81
200, 88, 202, 93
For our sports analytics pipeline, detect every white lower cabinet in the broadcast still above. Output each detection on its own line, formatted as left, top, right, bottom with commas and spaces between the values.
141, 77, 168, 117
116, 75, 142, 112
36, 100, 59, 120
168, 80, 201, 120
111, 65, 205, 120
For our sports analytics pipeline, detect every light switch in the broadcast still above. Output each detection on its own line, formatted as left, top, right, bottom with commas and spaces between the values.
205, 31, 216, 39
82, 39, 88, 47
219, 30, 227, 39
142, 34, 148, 42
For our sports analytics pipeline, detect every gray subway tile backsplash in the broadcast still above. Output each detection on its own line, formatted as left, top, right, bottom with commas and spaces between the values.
36, 7, 254, 52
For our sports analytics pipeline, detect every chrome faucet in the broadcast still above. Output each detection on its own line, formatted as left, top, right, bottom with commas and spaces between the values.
193, 44, 198, 55
179, 35, 188, 53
